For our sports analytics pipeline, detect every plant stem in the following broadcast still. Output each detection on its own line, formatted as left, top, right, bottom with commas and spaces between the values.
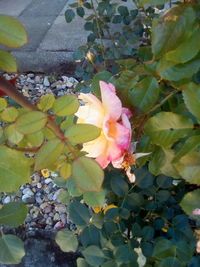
0, 76, 65, 141
0, 76, 37, 111
146, 89, 178, 115
91, 0, 106, 68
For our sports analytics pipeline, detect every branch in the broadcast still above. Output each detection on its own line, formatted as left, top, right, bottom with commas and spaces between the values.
0, 76, 65, 141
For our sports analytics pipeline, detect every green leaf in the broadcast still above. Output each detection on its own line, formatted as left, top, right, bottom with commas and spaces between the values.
0, 15, 27, 47
173, 135, 200, 162
156, 175, 172, 189
52, 95, 79, 116
176, 241, 194, 263
0, 50, 17, 72
77, 258, 91, 267
92, 71, 113, 98
34, 138, 64, 170
102, 260, 117, 267
149, 146, 165, 176
82, 245, 106, 266
181, 82, 200, 122
139, 0, 166, 6
159, 148, 180, 178
60, 162, 72, 179
152, 239, 176, 260
0, 234, 25, 264
60, 115, 74, 130
165, 26, 200, 64
4, 124, 23, 144
91, 213, 104, 229
110, 174, 129, 197
160, 257, 183, 267
157, 57, 200, 81
129, 76, 159, 112
0, 202, 28, 227
180, 189, 200, 220
66, 177, 84, 197
134, 167, 154, 188
42, 127, 56, 139
54, 176, 68, 188
149, 147, 179, 178
142, 226, 154, 241
174, 152, 200, 185
72, 156, 104, 192
16, 111, 47, 134
0, 98, 7, 111
65, 9, 75, 23
144, 112, 193, 147
0, 127, 3, 140
0, 146, 31, 192
118, 6, 129, 16
64, 124, 101, 143
68, 201, 91, 226
1, 107, 18, 122
57, 189, 70, 204
25, 130, 44, 147
77, 7, 85, 17
126, 193, 144, 211
152, 5, 196, 59
37, 94, 55, 112
55, 229, 78, 252
114, 244, 138, 264
80, 225, 100, 247
138, 46, 153, 62
83, 190, 106, 207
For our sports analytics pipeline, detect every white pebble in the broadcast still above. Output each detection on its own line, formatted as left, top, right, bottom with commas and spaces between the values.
43, 76, 50, 87
44, 178, 53, 184
3, 196, 11, 204
22, 188, 34, 197
37, 183, 42, 189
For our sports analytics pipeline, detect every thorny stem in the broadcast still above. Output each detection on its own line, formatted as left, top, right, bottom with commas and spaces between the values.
135, 114, 148, 142
91, 0, 107, 68
0, 76, 65, 141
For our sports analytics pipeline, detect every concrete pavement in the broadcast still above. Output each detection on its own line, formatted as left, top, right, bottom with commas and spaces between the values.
0, 0, 135, 74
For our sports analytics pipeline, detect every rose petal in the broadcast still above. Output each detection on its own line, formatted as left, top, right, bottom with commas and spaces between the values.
96, 141, 122, 168
122, 107, 132, 119
121, 113, 131, 130
112, 156, 124, 168
126, 167, 136, 183
100, 81, 122, 120
103, 115, 131, 150
76, 93, 104, 127
115, 123, 131, 150
82, 134, 107, 158
192, 208, 200, 215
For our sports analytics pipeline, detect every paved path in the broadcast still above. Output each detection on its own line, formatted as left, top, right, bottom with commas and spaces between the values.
0, 0, 136, 74
0, 0, 87, 74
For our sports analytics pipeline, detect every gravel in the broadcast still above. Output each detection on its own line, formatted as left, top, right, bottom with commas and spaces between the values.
0, 73, 79, 232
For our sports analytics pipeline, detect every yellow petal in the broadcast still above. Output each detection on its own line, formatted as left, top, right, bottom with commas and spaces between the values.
41, 169, 50, 178
93, 206, 102, 214
103, 204, 118, 214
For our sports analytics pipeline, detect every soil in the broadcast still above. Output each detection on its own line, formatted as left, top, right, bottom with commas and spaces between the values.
1, 228, 79, 267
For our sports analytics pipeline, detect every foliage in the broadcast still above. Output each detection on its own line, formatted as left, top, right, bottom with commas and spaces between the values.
1, 0, 200, 266
0, 15, 27, 72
